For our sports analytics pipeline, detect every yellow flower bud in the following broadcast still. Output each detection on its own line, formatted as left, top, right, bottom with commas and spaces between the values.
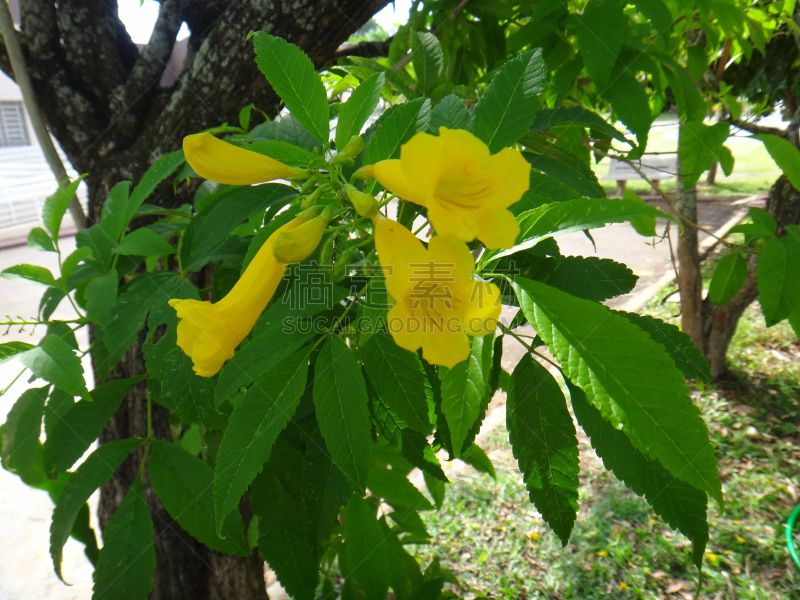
343, 135, 365, 157
271, 205, 332, 264
345, 184, 379, 218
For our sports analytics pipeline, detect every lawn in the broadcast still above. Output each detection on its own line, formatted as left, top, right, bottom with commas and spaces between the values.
411, 249, 800, 599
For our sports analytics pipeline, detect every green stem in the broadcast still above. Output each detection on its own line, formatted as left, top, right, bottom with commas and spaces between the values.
498, 322, 561, 372
412, 220, 429, 235
0, 368, 26, 396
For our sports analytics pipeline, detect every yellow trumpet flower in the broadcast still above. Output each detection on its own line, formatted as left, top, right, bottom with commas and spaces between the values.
183, 132, 309, 185
358, 127, 530, 249
169, 212, 318, 377
271, 205, 331, 263
373, 215, 501, 368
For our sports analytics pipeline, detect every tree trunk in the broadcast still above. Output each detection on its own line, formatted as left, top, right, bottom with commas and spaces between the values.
675, 149, 704, 349
0, 1, 391, 598
697, 175, 800, 380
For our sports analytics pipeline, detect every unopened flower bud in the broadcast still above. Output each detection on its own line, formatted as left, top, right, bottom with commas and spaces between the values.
343, 135, 365, 157
301, 184, 328, 210
272, 205, 332, 264
345, 184, 379, 218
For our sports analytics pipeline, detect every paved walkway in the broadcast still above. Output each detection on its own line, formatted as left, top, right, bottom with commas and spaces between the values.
0, 193, 755, 599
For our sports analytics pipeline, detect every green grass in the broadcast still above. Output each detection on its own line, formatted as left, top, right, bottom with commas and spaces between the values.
411, 272, 800, 599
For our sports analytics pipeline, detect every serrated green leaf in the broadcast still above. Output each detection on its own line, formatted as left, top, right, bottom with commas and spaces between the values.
508, 355, 578, 545
473, 49, 546, 153
42, 176, 84, 240
245, 139, 321, 167
600, 65, 652, 151
576, 0, 625, 89
214, 350, 309, 531
363, 97, 431, 166
130, 150, 185, 215
440, 336, 488, 457
1, 263, 57, 286
76, 224, 114, 271
60, 246, 93, 284
459, 443, 496, 480
615, 312, 711, 382
633, 0, 673, 33
423, 471, 446, 509
0, 341, 34, 366
569, 382, 708, 567
303, 429, 353, 553
28, 227, 55, 252
485, 198, 669, 263
708, 252, 749, 306
411, 31, 443, 95
313, 335, 372, 493
344, 496, 389, 600
511, 277, 722, 505
363, 332, 431, 434
115, 228, 174, 256
251, 443, 319, 600
400, 429, 447, 482
547, 255, 638, 302
42, 376, 142, 478
755, 133, 800, 191
276, 114, 319, 152
387, 505, 431, 540
84, 270, 118, 327
429, 93, 471, 133
21, 335, 89, 399
367, 465, 433, 510
679, 122, 731, 188
336, 72, 385, 151
51, 438, 143, 581
187, 183, 297, 271
524, 153, 605, 199
1, 386, 47, 480
757, 236, 800, 326
92, 480, 155, 600
253, 32, 329, 144
530, 106, 629, 145
149, 440, 248, 556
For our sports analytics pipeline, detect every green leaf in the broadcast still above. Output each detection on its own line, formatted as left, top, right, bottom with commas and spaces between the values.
130, 150, 185, 214
508, 355, 579, 545
755, 133, 800, 191
679, 122, 731, 188
440, 336, 489, 457
570, 382, 708, 568
42, 176, 84, 240
1, 386, 47, 481
708, 252, 749, 306
529, 106, 629, 145
251, 448, 319, 600
187, 183, 297, 271
336, 72, 385, 150
303, 429, 353, 552
411, 31, 443, 95
276, 114, 320, 152
363, 97, 431, 165
214, 350, 309, 532
633, 0, 673, 33
76, 224, 114, 271
363, 332, 431, 434
245, 139, 321, 167
115, 228, 175, 256
576, 0, 626, 89
400, 429, 448, 482
546, 255, 638, 302
98, 182, 133, 243
344, 496, 390, 600
511, 277, 722, 505
253, 32, 329, 144
92, 480, 155, 600
42, 377, 142, 478
313, 335, 372, 493
486, 197, 669, 263
757, 236, 800, 326
1, 263, 57, 286
0, 340, 35, 366
60, 247, 93, 284
84, 270, 118, 327
149, 440, 248, 556
21, 335, 89, 399
423, 471, 446, 509
51, 438, 143, 581
600, 65, 653, 150
367, 465, 433, 510
523, 152, 605, 199
28, 227, 56, 252
429, 93, 471, 133
473, 49, 546, 153
459, 443, 496, 480
615, 312, 711, 382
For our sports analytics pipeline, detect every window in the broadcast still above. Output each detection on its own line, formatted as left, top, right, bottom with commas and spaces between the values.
0, 101, 30, 146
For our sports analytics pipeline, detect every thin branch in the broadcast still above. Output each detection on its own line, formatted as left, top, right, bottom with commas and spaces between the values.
0, 2, 86, 229
728, 117, 787, 138
333, 37, 393, 60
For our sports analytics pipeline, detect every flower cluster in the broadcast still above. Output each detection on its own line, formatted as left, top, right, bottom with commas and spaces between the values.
170, 127, 530, 375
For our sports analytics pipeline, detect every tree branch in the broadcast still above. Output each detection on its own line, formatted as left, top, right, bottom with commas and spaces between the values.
333, 37, 393, 60
728, 117, 787, 138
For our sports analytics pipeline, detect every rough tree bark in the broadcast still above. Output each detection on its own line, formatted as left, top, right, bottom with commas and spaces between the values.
0, 1, 390, 598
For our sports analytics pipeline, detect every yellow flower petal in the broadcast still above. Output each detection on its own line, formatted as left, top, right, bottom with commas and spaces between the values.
271, 207, 329, 263
373, 214, 425, 267
426, 200, 475, 242
487, 147, 532, 209
386, 302, 423, 353
169, 217, 303, 376
469, 207, 521, 250
369, 160, 430, 207
183, 133, 308, 185
463, 281, 502, 336
421, 327, 470, 369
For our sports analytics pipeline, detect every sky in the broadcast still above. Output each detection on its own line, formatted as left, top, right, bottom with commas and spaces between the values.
116, 0, 413, 45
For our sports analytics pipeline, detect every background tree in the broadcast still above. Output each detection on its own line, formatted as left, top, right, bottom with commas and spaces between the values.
0, 2, 389, 598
